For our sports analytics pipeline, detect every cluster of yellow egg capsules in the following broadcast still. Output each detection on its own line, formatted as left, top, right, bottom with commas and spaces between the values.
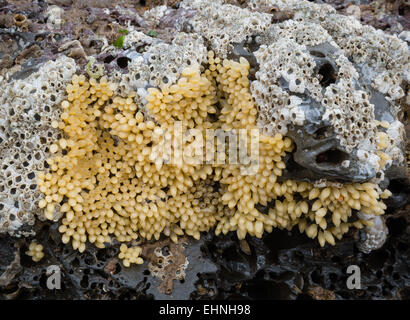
37, 51, 390, 266
26, 241, 45, 262
119, 244, 144, 267
374, 120, 394, 169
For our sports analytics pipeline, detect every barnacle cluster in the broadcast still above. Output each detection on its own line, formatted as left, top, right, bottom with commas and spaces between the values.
150, 248, 188, 293
36, 50, 391, 266
0, 57, 76, 236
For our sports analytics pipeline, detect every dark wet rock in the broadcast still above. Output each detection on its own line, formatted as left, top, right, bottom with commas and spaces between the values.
158, 7, 195, 30
383, 175, 410, 209
195, 213, 410, 300
284, 122, 376, 183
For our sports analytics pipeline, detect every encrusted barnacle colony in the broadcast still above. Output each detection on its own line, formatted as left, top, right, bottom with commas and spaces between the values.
1, 0, 408, 266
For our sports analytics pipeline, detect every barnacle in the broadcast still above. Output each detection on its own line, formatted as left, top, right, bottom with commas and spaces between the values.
86, 57, 105, 79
